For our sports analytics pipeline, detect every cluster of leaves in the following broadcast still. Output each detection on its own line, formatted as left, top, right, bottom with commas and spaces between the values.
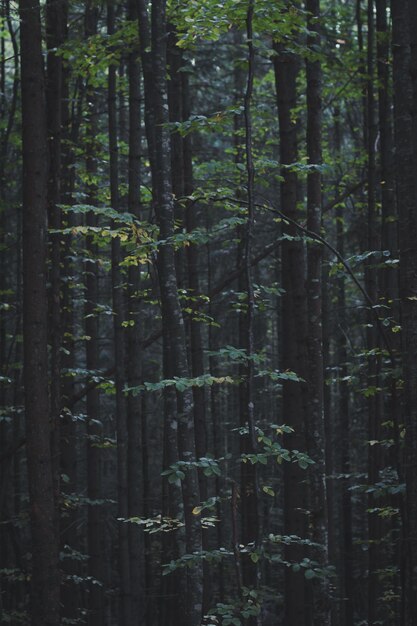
170, 0, 304, 49
118, 515, 185, 534
126, 373, 235, 396
162, 456, 223, 485
204, 588, 261, 625
235, 424, 314, 470
163, 547, 233, 575
57, 20, 139, 86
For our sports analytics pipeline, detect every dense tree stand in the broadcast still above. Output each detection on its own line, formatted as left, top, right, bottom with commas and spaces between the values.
0, 1, 414, 624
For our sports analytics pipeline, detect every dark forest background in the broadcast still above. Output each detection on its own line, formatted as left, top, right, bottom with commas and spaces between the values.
1, 0, 417, 624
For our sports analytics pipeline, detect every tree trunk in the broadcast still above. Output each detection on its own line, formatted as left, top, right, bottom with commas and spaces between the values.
240, 0, 259, 603
137, 2, 203, 623
107, 4, 131, 623
274, 37, 309, 626
60, 67, 84, 623
84, 4, 105, 624
46, 0, 66, 511
305, 1, 329, 622
392, 0, 417, 622
376, 0, 397, 304
365, 3, 383, 622
332, 107, 354, 626
126, 1, 144, 622
20, 0, 60, 622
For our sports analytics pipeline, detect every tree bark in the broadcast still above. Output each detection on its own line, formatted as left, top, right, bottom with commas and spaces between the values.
332, 108, 354, 626
46, 0, 67, 530
273, 35, 309, 626
305, 1, 329, 622
240, 0, 259, 603
365, 3, 383, 622
20, 0, 60, 622
127, 1, 144, 622
392, 0, 417, 622
84, 4, 105, 624
137, 1, 203, 623
107, 4, 131, 623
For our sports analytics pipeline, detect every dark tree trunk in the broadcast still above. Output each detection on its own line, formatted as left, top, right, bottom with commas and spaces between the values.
46, 0, 67, 522
408, 5, 417, 619
274, 37, 309, 626
19, 0, 60, 623
163, 47, 190, 622
365, 3, 383, 622
167, 27, 186, 290
168, 28, 210, 610
376, 0, 397, 303
376, 11, 401, 574
240, 0, 259, 602
60, 69, 84, 623
305, 1, 329, 622
126, 1, 144, 622
84, 4, 105, 624
137, 1, 203, 623
332, 108, 354, 626
392, 0, 417, 622
107, 4, 131, 624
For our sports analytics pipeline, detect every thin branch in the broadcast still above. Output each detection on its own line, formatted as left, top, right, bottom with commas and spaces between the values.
323, 179, 365, 213
214, 194, 395, 362
262, 201, 395, 362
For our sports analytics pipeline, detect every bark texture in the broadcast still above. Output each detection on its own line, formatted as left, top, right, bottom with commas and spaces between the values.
274, 35, 309, 626
20, 0, 60, 622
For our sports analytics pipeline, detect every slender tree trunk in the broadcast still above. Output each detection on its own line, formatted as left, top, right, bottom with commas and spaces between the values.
107, 4, 131, 623
60, 71, 84, 623
169, 32, 211, 611
163, 46, 191, 623
365, 3, 383, 622
240, 1, 259, 605
376, 0, 397, 303
207, 245, 226, 603
357, 0, 367, 147
376, 0, 402, 617
167, 27, 186, 291
46, 0, 66, 524
126, 1, 144, 622
60, 67, 84, 619
329, 106, 354, 626
84, 4, 105, 624
19, 0, 60, 623
159, 35, 185, 612
408, 6, 417, 621
0, 1, 7, 607
305, 1, 329, 622
338, 254, 354, 626
273, 36, 309, 626
392, 0, 417, 622
137, 2, 203, 623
